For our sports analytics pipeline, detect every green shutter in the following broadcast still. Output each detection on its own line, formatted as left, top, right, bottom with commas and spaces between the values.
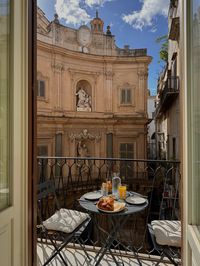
126, 89, 131, 103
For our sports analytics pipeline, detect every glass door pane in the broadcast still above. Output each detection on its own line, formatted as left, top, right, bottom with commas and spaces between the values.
0, 0, 11, 210
190, 0, 200, 232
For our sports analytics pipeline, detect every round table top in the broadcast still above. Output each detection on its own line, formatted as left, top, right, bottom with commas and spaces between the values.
79, 191, 148, 216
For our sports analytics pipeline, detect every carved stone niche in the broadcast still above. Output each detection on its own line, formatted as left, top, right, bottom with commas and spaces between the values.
75, 80, 92, 112
69, 129, 101, 143
69, 129, 101, 159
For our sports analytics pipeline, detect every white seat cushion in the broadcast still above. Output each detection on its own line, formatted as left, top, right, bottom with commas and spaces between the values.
151, 220, 181, 247
43, 208, 90, 233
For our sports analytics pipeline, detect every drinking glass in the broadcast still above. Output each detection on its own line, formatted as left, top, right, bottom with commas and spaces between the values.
101, 182, 108, 196
118, 185, 127, 200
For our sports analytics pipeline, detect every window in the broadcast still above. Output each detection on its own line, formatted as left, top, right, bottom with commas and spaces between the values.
37, 79, 45, 97
37, 145, 48, 156
106, 133, 113, 158
172, 137, 176, 159
121, 89, 131, 104
0, 0, 11, 211
120, 143, 134, 159
120, 143, 134, 178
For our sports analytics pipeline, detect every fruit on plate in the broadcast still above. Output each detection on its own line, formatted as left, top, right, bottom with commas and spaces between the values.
97, 196, 114, 211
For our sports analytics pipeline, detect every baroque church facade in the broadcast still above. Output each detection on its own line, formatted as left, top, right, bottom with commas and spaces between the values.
37, 7, 151, 160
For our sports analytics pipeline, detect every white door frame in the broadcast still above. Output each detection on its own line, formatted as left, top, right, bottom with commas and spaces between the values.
182, 0, 200, 265
0, 0, 35, 265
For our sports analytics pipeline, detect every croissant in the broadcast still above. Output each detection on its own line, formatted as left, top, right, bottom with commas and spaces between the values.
97, 196, 114, 211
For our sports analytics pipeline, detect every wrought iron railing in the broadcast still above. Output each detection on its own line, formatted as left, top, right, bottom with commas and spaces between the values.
37, 157, 181, 261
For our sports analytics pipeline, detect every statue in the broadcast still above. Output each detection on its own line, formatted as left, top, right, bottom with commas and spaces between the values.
77, 141, 89, 170
84, 95, 91, 108
77, 141, 88, 157
76, 87, 91, 111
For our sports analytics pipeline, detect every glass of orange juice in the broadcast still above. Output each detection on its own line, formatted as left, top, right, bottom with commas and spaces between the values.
118, 185, 127, 200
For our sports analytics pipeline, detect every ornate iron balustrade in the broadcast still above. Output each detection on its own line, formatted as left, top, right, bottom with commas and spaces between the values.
37, 157, 181, 261
155, 76, 179, 117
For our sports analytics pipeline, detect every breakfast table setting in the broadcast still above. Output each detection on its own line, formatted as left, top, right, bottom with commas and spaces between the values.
78, 179, 149, 266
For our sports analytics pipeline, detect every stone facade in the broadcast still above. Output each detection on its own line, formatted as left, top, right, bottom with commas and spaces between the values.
37, 7, 151, 159
147, 93, 156, 159
154, 0, 180, 160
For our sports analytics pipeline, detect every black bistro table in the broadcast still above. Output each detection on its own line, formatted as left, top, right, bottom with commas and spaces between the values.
79, 192, 148, 266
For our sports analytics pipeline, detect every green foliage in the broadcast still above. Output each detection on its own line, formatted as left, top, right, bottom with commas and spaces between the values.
156, 35, 168, 63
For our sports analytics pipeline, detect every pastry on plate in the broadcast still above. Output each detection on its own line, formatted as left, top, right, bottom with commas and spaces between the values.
97, 196, 114, 211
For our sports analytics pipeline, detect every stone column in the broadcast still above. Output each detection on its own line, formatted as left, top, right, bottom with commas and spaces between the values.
137, 69, 148, 113
105, 64, 114, 112
106, 133, 113, 158
68, 69, 75, 111
52, 63, 64, 110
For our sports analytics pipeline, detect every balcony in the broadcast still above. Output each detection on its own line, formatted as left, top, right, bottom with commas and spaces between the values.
168, 0, 178, 19
37, 157, 181, 265
37, 244, 177, 265
155, 76, 179, 117
169, 17, 180, 41
168, 0, 179, 41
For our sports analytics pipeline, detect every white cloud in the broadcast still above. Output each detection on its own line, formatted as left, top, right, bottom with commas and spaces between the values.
55, 0, 115, 26
85, 0, 113, 8
122, 0, 169, 30
55, 0, 91, 26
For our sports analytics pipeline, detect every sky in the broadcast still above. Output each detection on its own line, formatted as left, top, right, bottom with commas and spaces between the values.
37, 0, 169, 95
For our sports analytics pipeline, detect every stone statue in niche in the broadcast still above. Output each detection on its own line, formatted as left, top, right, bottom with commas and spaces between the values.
77, 140, 88, 158
77, 140, 89, 170
76, 87, 91, 111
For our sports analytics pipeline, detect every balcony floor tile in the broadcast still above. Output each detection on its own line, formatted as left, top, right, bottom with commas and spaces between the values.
37, 243, 172, 266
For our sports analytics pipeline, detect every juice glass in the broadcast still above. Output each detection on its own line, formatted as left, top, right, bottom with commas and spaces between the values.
107, 180, 112, 194
118, 185, 127, 200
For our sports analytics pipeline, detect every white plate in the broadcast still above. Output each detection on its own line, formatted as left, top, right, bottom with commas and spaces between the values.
84, 192, 102, 200
97, 201, 126, 213
126, 196, 146, 205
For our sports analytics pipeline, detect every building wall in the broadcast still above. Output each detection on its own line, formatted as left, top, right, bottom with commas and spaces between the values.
155, 0, 180, 160
147, 95, 156, 159
166, 97, 179, 159
37, 8, 151, 160
167, 1, 180, 160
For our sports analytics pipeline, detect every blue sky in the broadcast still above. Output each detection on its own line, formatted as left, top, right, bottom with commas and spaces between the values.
38, 0, 169, 95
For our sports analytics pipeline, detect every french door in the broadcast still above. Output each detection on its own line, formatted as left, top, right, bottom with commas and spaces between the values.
0, 0, 36, 265
183, 0, 200, 265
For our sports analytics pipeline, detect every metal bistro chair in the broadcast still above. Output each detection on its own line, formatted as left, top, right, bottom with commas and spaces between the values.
37, 179, 91, 266
148, 220, 181, 265
148, 173, 181, 265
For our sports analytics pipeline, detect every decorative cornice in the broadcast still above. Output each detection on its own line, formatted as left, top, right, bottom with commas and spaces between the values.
37, 41, 152, 64
68, 68, 100, 77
